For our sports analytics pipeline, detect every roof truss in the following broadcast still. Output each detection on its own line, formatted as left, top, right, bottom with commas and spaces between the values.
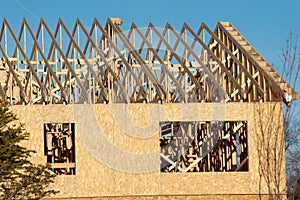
0, 18, 296, 105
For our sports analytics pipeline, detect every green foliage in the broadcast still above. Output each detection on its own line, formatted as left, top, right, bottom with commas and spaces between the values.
0, 102, 58, 200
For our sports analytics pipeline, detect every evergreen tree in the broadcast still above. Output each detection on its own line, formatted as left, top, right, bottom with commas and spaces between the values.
0, 102, 58, 200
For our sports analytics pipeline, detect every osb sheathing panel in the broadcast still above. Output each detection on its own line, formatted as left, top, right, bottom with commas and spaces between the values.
10, 102, 286, 199
45, 194, 279, 200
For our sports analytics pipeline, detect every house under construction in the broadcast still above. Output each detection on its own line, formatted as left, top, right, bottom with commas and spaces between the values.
0, 17, 297, 199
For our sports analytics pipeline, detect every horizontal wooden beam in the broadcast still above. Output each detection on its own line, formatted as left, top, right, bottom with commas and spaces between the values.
50, 163, 75, 169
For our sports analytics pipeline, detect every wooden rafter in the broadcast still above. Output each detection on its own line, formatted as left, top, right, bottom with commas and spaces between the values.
93, 19, 148, 102
107, 18, 167, 101
131, 23, 186, 102
216, 22, 297, 102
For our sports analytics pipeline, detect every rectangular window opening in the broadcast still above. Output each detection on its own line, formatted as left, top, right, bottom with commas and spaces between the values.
44, 123, 76, 175
160, 121, 248, 173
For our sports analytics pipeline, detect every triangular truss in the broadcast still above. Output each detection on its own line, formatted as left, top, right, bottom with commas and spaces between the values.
0, 17, 297, 105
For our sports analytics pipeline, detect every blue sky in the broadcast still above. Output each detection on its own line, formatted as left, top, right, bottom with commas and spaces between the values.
1, 0, 300, 70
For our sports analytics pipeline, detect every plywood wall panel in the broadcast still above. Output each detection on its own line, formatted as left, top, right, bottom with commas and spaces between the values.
10, 102, 286, 199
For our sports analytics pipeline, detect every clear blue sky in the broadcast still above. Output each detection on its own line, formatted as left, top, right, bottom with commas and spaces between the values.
1, 0, 300, 70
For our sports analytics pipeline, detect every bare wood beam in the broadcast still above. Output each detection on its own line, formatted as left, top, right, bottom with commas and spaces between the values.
235, 156, 249, 172
107, 18, 167, 101
76, 18, 129, 103
93, 19, 148, 102
0, 45, 26, 102
166, 23, 226, 100
40, 18, 90, 103
23, 19, 69, 102
183, 23, 246, 99
4, 18, 48, 102
58, 18, 109, 102
131, 23, 186, 102
217, 22, 283, 100
201, 23, 265, 99
149, 23, 207, 100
